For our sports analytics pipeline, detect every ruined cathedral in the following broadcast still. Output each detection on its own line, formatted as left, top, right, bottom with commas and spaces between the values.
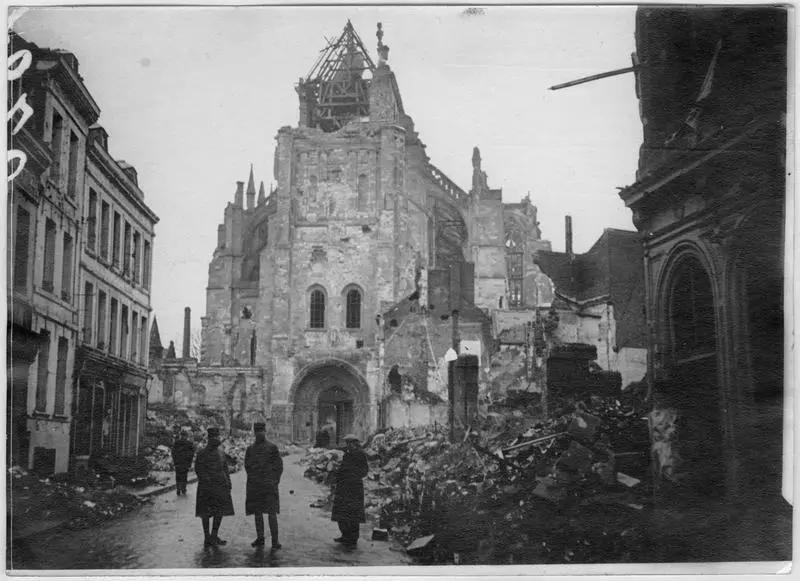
150, 22, 582, 444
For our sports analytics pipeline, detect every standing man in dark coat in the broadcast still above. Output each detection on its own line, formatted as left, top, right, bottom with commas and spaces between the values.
171, 428, 195, 496
331, 434, 369, 547
244, 422, 284, 549
195, 427, 234, 546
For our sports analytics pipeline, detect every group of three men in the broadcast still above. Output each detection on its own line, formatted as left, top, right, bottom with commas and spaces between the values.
172, 423, 369, 549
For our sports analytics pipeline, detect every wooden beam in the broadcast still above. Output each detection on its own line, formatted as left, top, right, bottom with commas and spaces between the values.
549, 66, 638, 91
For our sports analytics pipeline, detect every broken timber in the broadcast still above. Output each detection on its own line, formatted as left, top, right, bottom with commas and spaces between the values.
502, 431, 568, 454
549, 66, 638, 91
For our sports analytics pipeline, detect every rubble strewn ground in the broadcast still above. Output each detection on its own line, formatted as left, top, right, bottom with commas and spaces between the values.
302, 390, 653, 564
143, 405, 301, 475
8, 466, 147, 534
11, 406, 304, 540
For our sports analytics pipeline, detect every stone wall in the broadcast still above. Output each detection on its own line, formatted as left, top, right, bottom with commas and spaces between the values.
384, 395, 448, 429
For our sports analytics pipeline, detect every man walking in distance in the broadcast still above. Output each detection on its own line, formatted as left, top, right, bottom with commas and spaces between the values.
331, 434, 369, 547
245, 422, 283, 549
195, 427, 234, 546
171, 427, 195, 496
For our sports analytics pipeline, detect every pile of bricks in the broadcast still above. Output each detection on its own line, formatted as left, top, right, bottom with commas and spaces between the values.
369, 395, 652, 564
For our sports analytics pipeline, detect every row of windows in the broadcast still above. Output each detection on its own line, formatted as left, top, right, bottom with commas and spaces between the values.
35, 331, 69, 416
85, 188, 152, 289
82, 280, 149, 366
308, 286, 362, 330
12, 205, 76, 303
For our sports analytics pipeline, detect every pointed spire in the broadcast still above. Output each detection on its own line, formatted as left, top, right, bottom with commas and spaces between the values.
246, 164, 256, 210
247, 164, 256, 195
150, 316, 162, 349
258, 181, 266, 205
149, 316, 164, 363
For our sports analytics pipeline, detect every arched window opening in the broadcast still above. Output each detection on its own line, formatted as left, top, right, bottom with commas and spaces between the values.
357, 174, 368, 211
505, 229, 523, 249
665, 255, 723, 495
345, 288, 362, 328
670, 258, 715, 361
507, 252, 524, 308
309, 288, 326, 329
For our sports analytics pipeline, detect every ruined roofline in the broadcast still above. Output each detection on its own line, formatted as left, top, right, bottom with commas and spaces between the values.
298, 21, 387, 132
303, 20, 376, 84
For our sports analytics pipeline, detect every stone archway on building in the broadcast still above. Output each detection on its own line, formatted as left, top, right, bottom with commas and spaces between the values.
657, 244, 724, 495
289, 359, 370, 445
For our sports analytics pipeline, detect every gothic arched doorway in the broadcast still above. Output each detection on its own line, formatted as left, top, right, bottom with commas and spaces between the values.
290, 359, 370, 445
664, 254, 724, 494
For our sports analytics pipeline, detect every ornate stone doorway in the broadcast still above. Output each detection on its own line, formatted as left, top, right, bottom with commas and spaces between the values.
290, 359, 370, 445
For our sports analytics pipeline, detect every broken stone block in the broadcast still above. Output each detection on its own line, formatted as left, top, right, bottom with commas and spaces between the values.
557, 440, 595, 474
567, 412, 602, 442
532, 476, 566, 503
592, 460, 616, 485
616, 471, 641, 488
372, 528, 389, 541
406, 534, 435, 555
382, 457, 401, 471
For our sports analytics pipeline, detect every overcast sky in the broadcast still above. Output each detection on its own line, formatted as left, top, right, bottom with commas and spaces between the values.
12, 5, 642, 349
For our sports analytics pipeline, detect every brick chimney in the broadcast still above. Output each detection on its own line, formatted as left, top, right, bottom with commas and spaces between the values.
182, 307, 191, 359
565, 215, 573, 259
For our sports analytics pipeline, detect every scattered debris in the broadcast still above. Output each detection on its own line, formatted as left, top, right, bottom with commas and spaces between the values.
300, 392, 651, 565
8, 466, 146, 533
616, 472, 641, 488
301, 448, 344, 484
406, 534, 436, 555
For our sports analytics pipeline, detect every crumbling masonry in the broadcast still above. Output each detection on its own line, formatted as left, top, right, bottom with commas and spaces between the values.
150, 22, 634, 443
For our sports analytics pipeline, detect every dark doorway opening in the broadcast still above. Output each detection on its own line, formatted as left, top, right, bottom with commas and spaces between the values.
318, 385, 354, 447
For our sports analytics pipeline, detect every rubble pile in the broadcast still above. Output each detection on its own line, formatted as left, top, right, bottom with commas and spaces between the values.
143, 405, 249, 473
8, 466, 146, 532
367, 395, 651, 564
301, 448, 344, 484
221, 436, 249, 472
147, 445, 175, 472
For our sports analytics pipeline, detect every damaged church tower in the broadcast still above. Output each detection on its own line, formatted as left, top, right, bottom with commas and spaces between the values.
175, 21, 555, 443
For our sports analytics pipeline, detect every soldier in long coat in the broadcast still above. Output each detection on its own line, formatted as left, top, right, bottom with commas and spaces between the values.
195, 427, 234, 546
171, 428, 195, 496
331, 434, 369, 547
244, 422, 284, 549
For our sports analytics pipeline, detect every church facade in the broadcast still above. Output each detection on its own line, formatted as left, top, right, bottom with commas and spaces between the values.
155, 22, 557, 443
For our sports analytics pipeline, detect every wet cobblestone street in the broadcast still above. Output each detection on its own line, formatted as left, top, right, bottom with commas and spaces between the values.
10, 454, 410, 570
